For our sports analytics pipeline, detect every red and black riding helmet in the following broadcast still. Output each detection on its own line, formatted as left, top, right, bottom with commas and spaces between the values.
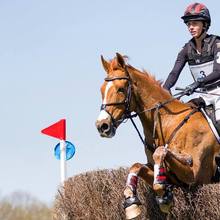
181, 3, 211, 29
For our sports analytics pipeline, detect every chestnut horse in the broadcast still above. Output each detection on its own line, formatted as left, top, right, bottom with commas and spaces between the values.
95, 53, 220, 219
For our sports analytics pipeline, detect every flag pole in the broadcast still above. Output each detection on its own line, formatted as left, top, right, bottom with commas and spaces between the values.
60, 139, 66, 185
41, 119, 67, 185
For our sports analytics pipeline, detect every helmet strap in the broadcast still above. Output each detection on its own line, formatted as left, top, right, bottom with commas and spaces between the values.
196, 30, 206, 39
195, 22, 207, 39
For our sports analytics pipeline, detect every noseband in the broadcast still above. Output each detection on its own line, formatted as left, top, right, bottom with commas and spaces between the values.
100, 76, 132, 128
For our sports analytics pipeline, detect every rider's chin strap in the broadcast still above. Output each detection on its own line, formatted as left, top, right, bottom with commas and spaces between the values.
196, 29, 207, 40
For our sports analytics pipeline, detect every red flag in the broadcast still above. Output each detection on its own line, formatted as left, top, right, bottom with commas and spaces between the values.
41, 119, 66, 140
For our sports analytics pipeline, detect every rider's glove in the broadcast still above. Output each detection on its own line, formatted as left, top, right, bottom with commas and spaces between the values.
185, 78, 205, 96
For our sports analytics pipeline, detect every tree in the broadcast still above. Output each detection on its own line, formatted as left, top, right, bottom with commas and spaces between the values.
0, 191, 52, 220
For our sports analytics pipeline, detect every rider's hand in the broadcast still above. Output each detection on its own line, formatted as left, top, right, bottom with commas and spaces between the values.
185, 81, 201, 96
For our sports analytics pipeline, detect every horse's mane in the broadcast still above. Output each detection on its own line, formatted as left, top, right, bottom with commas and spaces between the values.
110, 55, 168, 95
126, 64, 164, 90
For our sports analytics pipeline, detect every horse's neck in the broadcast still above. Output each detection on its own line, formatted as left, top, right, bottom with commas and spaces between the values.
128, 66, 188, 144
128, 66, 171, 111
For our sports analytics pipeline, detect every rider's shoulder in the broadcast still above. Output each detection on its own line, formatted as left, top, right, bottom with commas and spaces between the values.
181, 42, 191, 50
184, 38, 194, 47
207, 34, 220, 40
209, 34, 220, 39
213, 35, 220, 42
205, 34, 220, 43
208, 34, 220, 49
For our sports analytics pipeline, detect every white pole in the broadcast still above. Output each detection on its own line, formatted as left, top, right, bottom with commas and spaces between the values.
60, 140, 66, 185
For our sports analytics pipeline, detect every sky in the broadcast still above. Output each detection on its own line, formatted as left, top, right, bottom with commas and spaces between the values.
0, 1, 219, 204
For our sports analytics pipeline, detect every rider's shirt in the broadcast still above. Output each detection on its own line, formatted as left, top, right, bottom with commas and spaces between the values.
163, 34, 220, 91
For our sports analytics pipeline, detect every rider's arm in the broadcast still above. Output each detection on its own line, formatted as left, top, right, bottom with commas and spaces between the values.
202, 40, 220, 85
163, 45, 187, 90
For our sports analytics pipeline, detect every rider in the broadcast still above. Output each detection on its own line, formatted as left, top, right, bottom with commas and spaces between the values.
163, 3, 220, 124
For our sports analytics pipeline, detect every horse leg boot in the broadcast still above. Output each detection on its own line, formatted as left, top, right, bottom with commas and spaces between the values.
153, 146, 167, 195
123, 163, 154, 219
153, 146, 173, 213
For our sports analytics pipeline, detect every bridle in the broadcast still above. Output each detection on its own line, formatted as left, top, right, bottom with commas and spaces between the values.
100, 75, 132, 128
99, 71, 148, 146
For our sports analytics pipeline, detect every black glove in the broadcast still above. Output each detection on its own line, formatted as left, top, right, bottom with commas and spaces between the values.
185, 80, 202, 95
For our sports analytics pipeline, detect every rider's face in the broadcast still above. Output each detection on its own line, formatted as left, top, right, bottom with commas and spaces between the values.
187, 21, 204, 38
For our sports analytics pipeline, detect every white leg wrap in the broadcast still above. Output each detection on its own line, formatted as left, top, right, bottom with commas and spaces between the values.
126, 173, 138, 192
154, 164, 160, 184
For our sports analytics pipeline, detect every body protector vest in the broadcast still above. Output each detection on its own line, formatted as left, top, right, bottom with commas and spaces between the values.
187, 35, 217, 82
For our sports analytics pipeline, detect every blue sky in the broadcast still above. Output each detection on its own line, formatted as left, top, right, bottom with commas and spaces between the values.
0, 1, 219, 204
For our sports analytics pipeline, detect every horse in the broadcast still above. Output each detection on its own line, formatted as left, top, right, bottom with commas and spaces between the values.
95, 53, 220, 219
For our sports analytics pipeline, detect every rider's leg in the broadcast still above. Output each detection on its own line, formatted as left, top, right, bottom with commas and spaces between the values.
214, 93, 220, 125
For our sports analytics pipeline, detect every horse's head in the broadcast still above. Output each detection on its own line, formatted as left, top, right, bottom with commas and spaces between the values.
96, 53, 135, 138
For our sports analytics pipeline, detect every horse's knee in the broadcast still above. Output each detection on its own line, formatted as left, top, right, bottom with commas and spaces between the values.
129, 162, 143, 174
153, 146, 167, 164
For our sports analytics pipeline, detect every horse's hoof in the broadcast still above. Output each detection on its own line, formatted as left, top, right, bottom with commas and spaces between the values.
153, 183, 166, 196
125, 204, 141, 219
156, 196, 173, 213
123, 196, 142, 219
156, 187, 173, 214
159, 202, 172, 214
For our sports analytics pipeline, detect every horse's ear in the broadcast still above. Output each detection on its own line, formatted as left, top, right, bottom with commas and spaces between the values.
116, 53, 125, 68
101, 55, 110, 73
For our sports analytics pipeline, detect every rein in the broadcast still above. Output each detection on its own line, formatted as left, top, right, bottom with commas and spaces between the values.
126, 92, 195, 150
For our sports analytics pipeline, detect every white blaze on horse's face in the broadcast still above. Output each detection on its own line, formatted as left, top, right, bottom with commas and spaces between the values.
97, 81, 113, 122
96, 81, 116, 138
103, 81, 113, 104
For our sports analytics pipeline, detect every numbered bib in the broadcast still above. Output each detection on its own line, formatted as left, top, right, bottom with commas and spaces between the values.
189, 61, 214, 81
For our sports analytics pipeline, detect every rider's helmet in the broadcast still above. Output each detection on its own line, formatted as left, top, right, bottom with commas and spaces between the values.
181, 3, 211, 30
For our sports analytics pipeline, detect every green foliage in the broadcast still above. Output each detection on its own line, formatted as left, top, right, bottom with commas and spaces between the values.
0, 191, 52, 220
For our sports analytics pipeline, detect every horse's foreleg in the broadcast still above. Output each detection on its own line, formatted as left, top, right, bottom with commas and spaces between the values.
124, 163, 154, 219
153, 146, 174, 213
165, 149, 195, 184
153, 147, 195, 186
152, 146, 168, 196
167, 149, 193, 167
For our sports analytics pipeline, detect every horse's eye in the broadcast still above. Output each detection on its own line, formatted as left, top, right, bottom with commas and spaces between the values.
118, 88, 125, 93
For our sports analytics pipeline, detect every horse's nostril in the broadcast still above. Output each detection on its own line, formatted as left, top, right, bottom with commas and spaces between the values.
101, 123, 109, 133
